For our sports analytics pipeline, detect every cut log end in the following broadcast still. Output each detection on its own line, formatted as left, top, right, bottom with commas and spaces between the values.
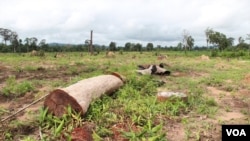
44, 89, 83, 117
44, 74, 124, 117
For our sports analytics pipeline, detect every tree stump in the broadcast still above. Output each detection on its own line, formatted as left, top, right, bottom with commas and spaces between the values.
44, 73, 124, 117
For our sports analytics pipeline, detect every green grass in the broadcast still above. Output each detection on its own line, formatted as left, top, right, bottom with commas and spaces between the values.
0, 51, 249, 140
2, 76, 34, 97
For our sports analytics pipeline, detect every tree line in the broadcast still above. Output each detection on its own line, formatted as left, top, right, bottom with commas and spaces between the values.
0, 27, 249, 53
0, 28, 50, 53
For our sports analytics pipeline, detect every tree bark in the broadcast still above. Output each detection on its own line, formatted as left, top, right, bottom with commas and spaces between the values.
44, 73, 124, 117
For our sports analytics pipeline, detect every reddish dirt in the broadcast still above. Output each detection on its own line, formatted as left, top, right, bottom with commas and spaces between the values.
110, 122, 143, 141
165, 121, 185, 141
70, 127, 93, 141
243, 73, 250, 83
1, 60, 250, 141
206, 86, 249, 124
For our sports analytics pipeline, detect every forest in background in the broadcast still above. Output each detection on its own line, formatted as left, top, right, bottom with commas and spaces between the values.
0, 27, 250, 56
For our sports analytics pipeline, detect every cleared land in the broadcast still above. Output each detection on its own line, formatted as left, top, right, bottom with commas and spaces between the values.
0, 51, 249, 141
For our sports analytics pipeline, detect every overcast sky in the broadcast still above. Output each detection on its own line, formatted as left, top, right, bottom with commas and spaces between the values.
0, 0, 249, 46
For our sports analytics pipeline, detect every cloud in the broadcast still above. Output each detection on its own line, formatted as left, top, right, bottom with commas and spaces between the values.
0, 0, 249, 46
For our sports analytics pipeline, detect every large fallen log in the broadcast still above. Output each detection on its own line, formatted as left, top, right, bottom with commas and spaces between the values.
44, 73, 124, 117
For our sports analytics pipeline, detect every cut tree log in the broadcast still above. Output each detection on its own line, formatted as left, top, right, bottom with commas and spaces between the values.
44, 73, 124, 117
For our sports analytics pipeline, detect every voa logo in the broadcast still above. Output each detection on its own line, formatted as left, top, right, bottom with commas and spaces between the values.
226, 129, 246, 136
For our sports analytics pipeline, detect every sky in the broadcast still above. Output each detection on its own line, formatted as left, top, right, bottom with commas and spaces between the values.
0, 0, 249, 47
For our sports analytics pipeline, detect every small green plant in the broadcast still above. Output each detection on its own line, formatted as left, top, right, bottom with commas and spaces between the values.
39, 106, 83, 140
4, 132, 13, 141
210, 49, 218, 57
119, 49, 123, 55
20, 136, 36, 141
164, 98, 188, 116
205, 97, 217, 106
0, 107, 9, 115
2, 76, 34, 97
24, 66, 37, 71
122, 120, 166, 140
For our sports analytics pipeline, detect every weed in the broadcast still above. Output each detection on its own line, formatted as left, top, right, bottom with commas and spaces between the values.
39, 106, 83, 140
2, 76, 34, 97
4, 132, 12, 141
225, 106, 232, 112
92, 131, 102, 141
197, 104, 218, 115
201, 77, 223, 87
122, 120, 166, 140
163, 98, 188, 116
95, 126, 113, 137
240, 109, 249, 115
23, 66, 37, 71
20, 136, 36, 141
0, 107, 9, 115
205, 97, 217, 106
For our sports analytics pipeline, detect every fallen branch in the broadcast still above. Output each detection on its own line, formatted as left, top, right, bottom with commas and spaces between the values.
0, 93, 49, 123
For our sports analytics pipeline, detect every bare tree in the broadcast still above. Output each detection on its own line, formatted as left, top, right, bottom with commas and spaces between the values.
182, 29, 189, 53
205, 27, 213, 48
182, 30, 194, 52
246, 34, 250, 44
9, 31, 19, 52
238, 36, 245, 44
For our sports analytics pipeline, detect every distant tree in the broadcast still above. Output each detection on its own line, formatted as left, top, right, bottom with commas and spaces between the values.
182, 30, 188, 52
246, 34, 250, 46
24, 38, 30, 52
124, 42, 131, 51
205, 29, 232, 51
18, 39, 25, 52
146, 42, 153, 51
0, 28, 12, 45
38, 39, 49, 51
237, 36, 246, 50
157, 45, 162, 50
177, 42, 182, 50
9, 31, 19, 52
109, 41, 117, 51
101, 45, 106, 51
182, 30, 194, 53
134, 43, 142, 52
246, 34, 250, 43
237, 42, 249, 50
227, 37, 234, 47
205, 27, 213, 48
238, 37, 244, 44
38, 39, 46, 47
30, 37, 38, 51
130, 43, 136, 51
187, 35, 194, 50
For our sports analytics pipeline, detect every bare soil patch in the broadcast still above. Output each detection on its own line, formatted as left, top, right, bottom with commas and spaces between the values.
206, 86, 249, 122
243, 73, 250, 83
165, 121, 185, 141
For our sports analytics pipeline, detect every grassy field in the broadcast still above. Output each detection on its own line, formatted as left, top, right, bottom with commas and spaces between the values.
0, 51, 249, 141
